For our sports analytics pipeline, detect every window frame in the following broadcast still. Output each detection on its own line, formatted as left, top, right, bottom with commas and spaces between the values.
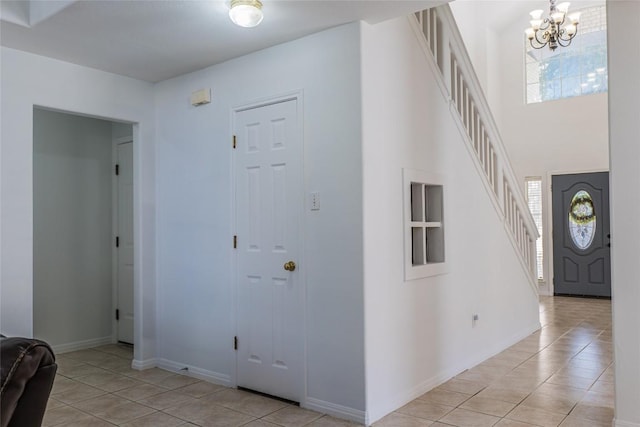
525, 177, 545, 283
403, 168, 447, 281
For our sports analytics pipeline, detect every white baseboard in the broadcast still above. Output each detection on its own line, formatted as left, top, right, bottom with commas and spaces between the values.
367, 368, 460, 424
52, 336, 114, 354
615, 419, 640, 427
366, 320, 542, 424
537, 282, 552, 296
156, 358, 232, 387
132, 358, 158, 370
464, 320, 542, 369
305, 397, 367, 425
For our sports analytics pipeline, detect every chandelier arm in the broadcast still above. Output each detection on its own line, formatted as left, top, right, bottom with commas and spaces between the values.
558, 29, 577, 42
558, 14, 567, 27
539, 18, 552, 31
529, 37, 546, 50
533, 30, 549, 46
529, 39, 543, 50
557, 36, 573, 48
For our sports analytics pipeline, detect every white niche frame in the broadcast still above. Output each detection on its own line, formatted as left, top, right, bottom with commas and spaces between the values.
403, 168, 447, 280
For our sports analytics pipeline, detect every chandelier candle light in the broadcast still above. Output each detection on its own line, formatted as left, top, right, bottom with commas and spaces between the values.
525, 0, 580, 50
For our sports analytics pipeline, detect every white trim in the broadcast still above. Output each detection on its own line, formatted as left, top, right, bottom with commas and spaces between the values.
232, 90, 303, 113
131, 358, 157, 370
502, 222, 540, 298
53, 336, 114, 354
524, 176, 545, 283
157, 358, 233, 387
366, 367, 461, 425
408, 4, 539, 292
112, 135, 134, 345
450, 101, 539, 297
464, 320, 541, 370
230, 90, 306, 403
112, 140, 119, 344
402, 168, 448, 280
449, 102, 504, 218
437, 4, 539, 239
407, 15, 450, 101
365, 320, 541, 424
546, 168, 609, 295
229, 104, 238, 389
130, 122, 148, 363
305, 397, 367, 425
29, 107, 148, 364
114, 136, 133, 145
614, 420, 640, 427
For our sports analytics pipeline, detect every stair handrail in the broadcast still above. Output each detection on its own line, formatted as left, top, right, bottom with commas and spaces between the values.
411, 5, 540, 289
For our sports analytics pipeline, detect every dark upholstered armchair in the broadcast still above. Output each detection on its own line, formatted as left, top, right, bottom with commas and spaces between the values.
1, 336, 57, 427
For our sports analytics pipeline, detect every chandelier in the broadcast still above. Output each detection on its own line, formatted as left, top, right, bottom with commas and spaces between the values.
525, 0, 580, 50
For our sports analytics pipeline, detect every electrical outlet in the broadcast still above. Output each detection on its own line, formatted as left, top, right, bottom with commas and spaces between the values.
311, 192, 320, 211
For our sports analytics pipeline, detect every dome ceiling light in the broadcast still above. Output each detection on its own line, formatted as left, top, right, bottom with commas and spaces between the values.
229, 0, 264, 28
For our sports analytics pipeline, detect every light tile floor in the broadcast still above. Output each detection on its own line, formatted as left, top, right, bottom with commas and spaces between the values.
45, 296, 613, 426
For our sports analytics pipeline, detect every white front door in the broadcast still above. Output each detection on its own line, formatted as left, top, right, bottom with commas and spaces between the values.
235, 98, 303, 402
116, 141, 134, 344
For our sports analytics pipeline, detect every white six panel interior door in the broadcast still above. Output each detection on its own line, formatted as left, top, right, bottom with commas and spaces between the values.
234, 98, 303, 402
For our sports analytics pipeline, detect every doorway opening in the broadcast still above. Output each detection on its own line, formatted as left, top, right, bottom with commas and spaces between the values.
32, 107, 135, 355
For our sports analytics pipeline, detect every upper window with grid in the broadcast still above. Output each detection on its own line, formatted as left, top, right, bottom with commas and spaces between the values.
525, 5, 608, 104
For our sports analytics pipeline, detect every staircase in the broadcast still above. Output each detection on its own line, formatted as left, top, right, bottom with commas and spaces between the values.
412, 5, 539, 292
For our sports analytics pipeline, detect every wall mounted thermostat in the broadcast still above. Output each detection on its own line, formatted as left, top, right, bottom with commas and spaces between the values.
191, 88, 211, 106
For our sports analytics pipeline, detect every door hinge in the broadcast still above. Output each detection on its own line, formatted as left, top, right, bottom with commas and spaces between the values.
116, 236, 120, 248
233, 135, 237, 149
116, 309, 120, 321
234, 336, 238, 350
233, 235, 237, 249
115, 164, 120, 175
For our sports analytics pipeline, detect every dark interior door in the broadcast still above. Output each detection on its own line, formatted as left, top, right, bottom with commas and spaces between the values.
552, 172, 610, 297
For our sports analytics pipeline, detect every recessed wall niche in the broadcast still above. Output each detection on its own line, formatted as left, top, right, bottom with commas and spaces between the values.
404, 169, 447, 280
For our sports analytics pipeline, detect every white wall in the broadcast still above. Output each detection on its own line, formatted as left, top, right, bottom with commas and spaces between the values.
113, 122, 133, 140
153, 23, 365, 415
450, 3, 609, 294
495, 14, 610, 181
607, 3, 640, 426
449, 2, 503, 127
361, 17, 540, 423
449, 2, 487, 96
0, 47, 156, 362
33, 109, 113, 348
498, 19, 609, 295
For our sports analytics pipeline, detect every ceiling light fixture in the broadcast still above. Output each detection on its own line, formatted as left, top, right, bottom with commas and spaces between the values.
229, 0, 263, 28
525, 0, 580, 50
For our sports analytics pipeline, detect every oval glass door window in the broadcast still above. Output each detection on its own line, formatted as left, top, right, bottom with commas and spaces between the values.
568, 190, 596, 250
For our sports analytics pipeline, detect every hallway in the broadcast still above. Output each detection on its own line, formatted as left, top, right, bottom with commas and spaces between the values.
44, 296, 613, 426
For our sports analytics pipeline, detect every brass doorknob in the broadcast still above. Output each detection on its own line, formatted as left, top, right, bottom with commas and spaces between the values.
284, 261, 296, 272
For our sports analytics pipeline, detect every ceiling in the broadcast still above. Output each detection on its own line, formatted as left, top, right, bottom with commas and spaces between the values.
450, 0, 606, 32
1, 0, 449, 82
